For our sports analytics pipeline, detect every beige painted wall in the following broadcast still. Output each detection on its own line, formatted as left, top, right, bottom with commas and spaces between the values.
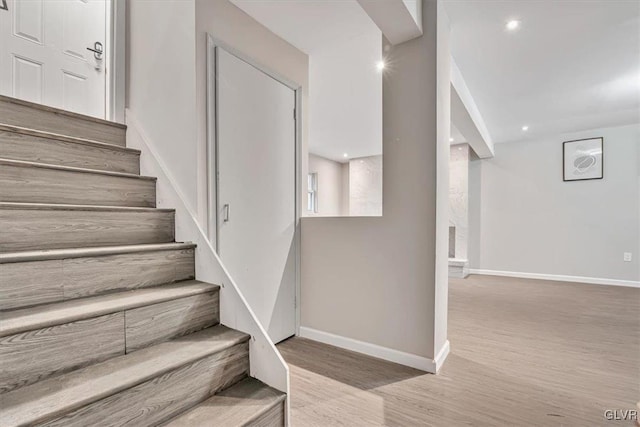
301, 0, 450, 362
195, 0, 309, 232
308, 154, 347, 217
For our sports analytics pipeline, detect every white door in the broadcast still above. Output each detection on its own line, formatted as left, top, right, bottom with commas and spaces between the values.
216, 48, 297, 344
0, 0, 107, 118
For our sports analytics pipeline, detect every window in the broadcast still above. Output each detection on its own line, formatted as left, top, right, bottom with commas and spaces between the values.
307, 173, 318, 213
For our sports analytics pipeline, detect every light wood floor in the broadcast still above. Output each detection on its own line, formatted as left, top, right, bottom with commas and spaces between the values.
278, 275, 640, 426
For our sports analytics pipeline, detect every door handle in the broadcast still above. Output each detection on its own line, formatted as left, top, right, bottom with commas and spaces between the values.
87, 42, 103, 60
223, 204, 230, 222
0, 0, 8, 11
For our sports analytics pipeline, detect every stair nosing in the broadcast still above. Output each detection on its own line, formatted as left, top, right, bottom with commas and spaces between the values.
0, 325, 249, 427
0, 201, 173, 212
0, 242, 196, 264
0, 158, 155, 181
0, 124, 140, 154
0, 281, 220, 337
245, 393, 287, 424
164, 377, 286, 427
231, 379, 287, 426
0, 95, 127, 129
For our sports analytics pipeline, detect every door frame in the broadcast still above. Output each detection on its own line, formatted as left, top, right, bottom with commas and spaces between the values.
206, 34, 303, 337
107, 0, 126, 123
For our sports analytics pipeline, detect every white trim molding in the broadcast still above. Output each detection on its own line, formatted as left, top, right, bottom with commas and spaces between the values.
299, 327, 450, 374
433, 339, 450, 373
468, 269, 640, 288
448, 258, 469, 278
126, 109, 290, 399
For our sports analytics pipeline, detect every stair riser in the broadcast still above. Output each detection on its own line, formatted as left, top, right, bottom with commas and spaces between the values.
0, 313, 125, 394
0, 98, 126, 146
248, 401, 286, 426
125, 292, 220, 352
0, 249, 195, 310
0, 293, 220, 395
0, 208, 175, 252
41, 343, 249, 427
0, 163, 155, 207
0, 130, 140, 174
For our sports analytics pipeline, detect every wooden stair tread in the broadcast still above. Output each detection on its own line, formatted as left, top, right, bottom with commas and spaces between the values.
0, 158, 155, 181
0, 95, 126, 130
164, 377, 285, 427
0, 201, 172, 212
0, 242, 196, 264
0, 325, 249, 427
0, 281, 219, 337
0, 203, 175, 253
0, 124, 139, 153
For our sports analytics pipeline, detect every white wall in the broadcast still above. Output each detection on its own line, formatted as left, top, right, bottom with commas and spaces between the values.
449, 144, 469, 259
469, 124, 640, 283
128, 0, 309, 241
126, 0, 197, 212
126, 0, 296, 397
308, 154, 346, 216
301, 0, 450, 371
309, 29, 382, 162
308, 154, 383, 217
349, 155, 382, 216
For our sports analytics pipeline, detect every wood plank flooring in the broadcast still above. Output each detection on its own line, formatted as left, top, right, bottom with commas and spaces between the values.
0, 326, 249, 426
0, 160, 156, 207
0, 126, 140, 174
279, 275, 640, 426
40, 344, 249, 427
125, 292, 220, 352
1, 248, 194, 310
0, 205, 174, 252
0, 96, 126, 146
0, 313, 124, 393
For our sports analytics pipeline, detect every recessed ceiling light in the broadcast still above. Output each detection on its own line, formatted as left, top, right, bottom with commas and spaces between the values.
343, 153, 349, 158
522, 125, 529, 131
506, 20, 521, 31
449, 137, 454, 142
376, 60, 385, 71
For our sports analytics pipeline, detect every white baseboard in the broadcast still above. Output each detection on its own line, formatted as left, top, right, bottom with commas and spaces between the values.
468, 269, 640, 288
449, 259, 469, 278
433, 339, 450, 373
298, 327, 450, 374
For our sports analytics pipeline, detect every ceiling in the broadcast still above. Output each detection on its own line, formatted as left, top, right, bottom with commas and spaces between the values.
230, 0, 378, 54
444, 0, 640, 144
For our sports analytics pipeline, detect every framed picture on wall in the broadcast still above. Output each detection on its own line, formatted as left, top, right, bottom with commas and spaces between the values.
563, 137, 603, 181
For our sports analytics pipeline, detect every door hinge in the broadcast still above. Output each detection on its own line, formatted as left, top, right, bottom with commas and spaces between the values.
293, 108, 296, 120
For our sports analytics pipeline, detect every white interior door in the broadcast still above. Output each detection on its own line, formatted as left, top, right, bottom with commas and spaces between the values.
0, 0, 107, 118
216, 48, 297, 344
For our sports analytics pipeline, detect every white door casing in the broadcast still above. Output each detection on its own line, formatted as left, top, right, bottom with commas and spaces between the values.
0, 0, 107, 118
215, 47, 298, 344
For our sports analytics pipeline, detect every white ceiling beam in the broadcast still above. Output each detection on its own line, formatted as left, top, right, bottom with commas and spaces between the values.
357, 0, 422, 45
450, 57, 494, 158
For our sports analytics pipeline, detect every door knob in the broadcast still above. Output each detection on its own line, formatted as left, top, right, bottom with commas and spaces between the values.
87, 42, 103, 60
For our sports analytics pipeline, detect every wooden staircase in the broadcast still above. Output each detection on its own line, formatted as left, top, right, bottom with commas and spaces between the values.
0, 95, 285, 426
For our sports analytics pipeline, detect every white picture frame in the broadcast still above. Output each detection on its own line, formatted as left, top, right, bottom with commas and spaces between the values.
563, 137, 603, 182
